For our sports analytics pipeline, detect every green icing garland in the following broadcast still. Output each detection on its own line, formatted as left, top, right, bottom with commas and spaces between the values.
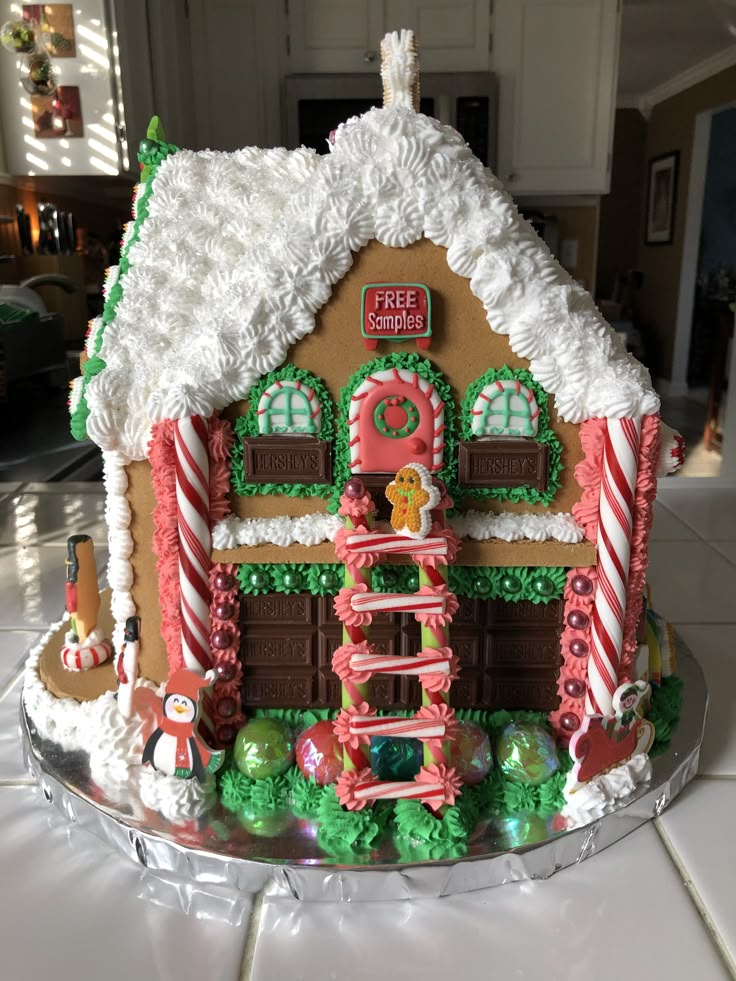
330, 353, 458, 513
236, 562, 567, 603
216, 679, 683, 855
231, 365, 335, 498
70, 118, 178, 441
460, 366, 564, 507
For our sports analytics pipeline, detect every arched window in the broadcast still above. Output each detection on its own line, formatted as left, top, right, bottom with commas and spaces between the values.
470, 379, 540, 437
257, 380, 322, 435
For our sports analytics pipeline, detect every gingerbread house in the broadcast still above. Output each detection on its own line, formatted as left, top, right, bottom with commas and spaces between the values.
55, 32, 678, 773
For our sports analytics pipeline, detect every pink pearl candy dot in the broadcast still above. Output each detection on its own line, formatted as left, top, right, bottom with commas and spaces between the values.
564, 678, 585, 698
344, 477, 365, 499
571, 575, 593, 596
567, 609, 589, 630
569, 638, 589, 657
212, 629, 233, 650
561, 712, 580, 731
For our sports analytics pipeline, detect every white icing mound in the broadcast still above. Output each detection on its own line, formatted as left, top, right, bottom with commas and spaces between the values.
211, 508, 585, 549
561, 754, 652, 828
85, 107, 659, 461
139, 767, 215, 823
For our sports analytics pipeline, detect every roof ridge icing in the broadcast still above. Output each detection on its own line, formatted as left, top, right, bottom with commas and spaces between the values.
82, 97, 658, 461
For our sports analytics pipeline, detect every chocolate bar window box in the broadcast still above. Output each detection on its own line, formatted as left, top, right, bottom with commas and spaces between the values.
458, 437, 550, 492
241, 435, 332, 485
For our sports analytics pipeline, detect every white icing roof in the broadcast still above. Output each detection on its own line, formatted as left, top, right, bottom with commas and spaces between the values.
85, 108, 659, 460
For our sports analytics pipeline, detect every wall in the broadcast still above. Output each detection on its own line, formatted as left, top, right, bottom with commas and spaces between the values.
636, 64, 736, 380
596, 108, 647, 299
698, 107, 736, 278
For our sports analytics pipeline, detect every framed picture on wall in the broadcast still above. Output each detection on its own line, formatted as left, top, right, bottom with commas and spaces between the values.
645, 151, 679, 245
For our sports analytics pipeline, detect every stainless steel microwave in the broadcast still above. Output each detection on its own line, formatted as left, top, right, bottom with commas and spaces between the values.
284, 72, 497, 169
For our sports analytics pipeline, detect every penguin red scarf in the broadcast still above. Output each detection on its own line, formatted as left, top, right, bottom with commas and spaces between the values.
159, 715, 213, 769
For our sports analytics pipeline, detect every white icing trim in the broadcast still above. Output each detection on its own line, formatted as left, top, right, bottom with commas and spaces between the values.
380, 30, 418, 110
68, 375, 84, 415
561, 753, 652, 828
83, 101, 658, 461
212, 512, 344, 550
451, 510, 585, 544
102, 450, 137, 650
211, 508, 584, 549
349, 368, 445, 472
85, 316, 103, 357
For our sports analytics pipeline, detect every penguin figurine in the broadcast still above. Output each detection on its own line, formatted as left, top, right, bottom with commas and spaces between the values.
142, 669, 224, 781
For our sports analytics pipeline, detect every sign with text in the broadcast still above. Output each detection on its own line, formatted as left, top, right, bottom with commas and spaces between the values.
242, 436, 331, 485
458, 439, 550, 492
361, 282, 431, 350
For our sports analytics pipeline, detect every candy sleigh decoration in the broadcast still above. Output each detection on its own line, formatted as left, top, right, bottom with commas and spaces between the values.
60, 535, 112, 672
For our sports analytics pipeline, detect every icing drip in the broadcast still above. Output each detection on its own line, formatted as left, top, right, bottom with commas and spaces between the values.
150, 420, 182, 670
572, 418, 606, 543
620, 413, 660, 679
561, 753, 652, 828
103, 450, 136, 651
80, 109, 658, 461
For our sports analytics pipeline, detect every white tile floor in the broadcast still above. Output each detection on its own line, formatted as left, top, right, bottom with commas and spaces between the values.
0, 482, 734, 980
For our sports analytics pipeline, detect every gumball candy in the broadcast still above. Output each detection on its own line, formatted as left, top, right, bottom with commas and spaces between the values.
370, 736, 422, 781
214, 571, 235, 591
296, 720, 343, 786
214, 601, 234, 620
571, 575, 593, 596
569, 638, 589, 657
448, 720, 493, 785
567, 609, 589, 630
344, 477, 365, 499
234, 718, 295, 780
211, 629, 232, 650
495, 722, 560, 786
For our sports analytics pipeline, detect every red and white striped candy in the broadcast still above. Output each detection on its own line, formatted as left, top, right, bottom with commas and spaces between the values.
61, 638, 112, 672
345, 532, 449, 556
348, 714, 446, 740
352, 778, 446, 806
350, 591, 446, 615
174, 416, 212, 674
350, 650, 450, 677
586, 417, 641, 716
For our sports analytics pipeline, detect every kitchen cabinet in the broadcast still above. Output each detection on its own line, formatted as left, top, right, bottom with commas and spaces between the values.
493, 0, 620, 194
288, 0, 490, 73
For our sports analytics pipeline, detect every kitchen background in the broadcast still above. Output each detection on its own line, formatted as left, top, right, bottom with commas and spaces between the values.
0, 0, 734, 482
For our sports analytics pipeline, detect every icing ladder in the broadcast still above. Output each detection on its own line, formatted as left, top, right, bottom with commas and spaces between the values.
332, 481, 462, 813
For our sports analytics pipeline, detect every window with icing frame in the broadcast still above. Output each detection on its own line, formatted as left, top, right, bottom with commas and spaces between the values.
459, 366, 563, 506
231, 365, 335, 497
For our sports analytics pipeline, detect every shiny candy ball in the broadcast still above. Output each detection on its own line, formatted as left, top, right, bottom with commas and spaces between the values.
217, 724, 237, 746
561, 712, 581, 732
495, 722, 560, 786
567, 609, 589, 630
249, 570, 268, 590
234, 718, 295, 781
501, 574, 521, 594
448, 721, 493, 785
571, 575, 593, 596
214, 571, 235, 591
215, 660, 237, 682
370, 736, 422, 781
406, 573, 420, 592
212, 629, 233, 650
564, 678, 586, 699
532, 576, 555, 596
569, 638, 589, 657
217, 697, 237, 718
473, 577, 490, 595
282, 570, 301, 590
295, 721, 343, 786
318, 570, 337, 591
344, 477, 365, 499
214, 601, 234, 621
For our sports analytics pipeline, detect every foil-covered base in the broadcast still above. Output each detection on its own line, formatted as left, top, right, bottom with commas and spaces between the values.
21, 633, 706, 908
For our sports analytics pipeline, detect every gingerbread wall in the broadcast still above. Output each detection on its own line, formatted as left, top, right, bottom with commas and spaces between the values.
224, 238, 585, 519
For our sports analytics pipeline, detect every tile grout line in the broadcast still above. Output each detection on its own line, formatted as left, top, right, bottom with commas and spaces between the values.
238, 887, 266, 981
653, 816, 736, 980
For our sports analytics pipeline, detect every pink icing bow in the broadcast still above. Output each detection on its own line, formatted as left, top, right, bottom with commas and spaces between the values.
334, 527, 379, 570
333, 584, 373, 627
415, 764, 463, 811
335, 766, 373, 811
417, 645, 460, 693
412, 525, 460, 570
413, 585, 459, 629
338, 493, 376, 522
415, 703, 457, 747
333, 702, 376, 748
331, 641, 374, 684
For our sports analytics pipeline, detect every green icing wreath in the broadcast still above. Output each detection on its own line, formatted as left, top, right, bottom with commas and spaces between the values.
460, 366, 564, 506
230, 364, 335, 498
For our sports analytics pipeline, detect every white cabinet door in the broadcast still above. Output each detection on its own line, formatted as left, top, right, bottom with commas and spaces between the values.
384, 0, 490, 71
289, 0, 384, 72
494, 0, 620, 194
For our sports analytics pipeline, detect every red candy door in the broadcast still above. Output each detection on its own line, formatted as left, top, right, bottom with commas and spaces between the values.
348, 368, 445, 475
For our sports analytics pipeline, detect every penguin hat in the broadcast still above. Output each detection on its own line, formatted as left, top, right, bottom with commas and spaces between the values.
142, 668, 223, 781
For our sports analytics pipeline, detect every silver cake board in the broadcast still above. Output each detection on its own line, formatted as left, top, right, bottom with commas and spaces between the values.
20, 632, 706, 905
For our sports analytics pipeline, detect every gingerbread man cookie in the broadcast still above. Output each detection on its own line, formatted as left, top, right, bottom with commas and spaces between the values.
385, 462, 440, 539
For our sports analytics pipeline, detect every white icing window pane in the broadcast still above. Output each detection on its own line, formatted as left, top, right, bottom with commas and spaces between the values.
471, 381, 539, 437
257, 381, 322, 435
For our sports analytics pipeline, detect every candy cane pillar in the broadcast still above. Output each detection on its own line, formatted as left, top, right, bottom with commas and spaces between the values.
173, 415, 212, 674
586, 417, 641, 717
